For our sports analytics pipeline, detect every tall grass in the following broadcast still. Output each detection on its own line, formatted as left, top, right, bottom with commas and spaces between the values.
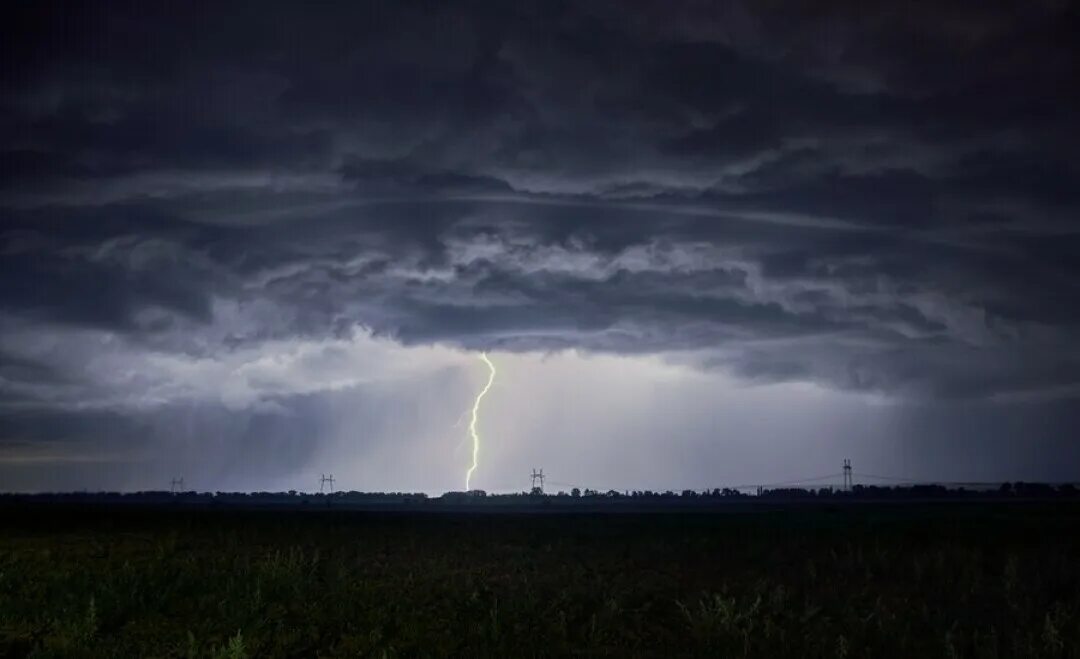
0, 504, 1078, 657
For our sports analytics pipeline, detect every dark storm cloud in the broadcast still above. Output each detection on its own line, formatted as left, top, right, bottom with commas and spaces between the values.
2, 0, 1079, 422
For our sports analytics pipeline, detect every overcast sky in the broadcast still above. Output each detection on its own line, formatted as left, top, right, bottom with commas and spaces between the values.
2, 1, 1079, 493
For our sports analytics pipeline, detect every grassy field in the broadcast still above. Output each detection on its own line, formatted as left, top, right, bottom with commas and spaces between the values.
1, 503, 1078, 658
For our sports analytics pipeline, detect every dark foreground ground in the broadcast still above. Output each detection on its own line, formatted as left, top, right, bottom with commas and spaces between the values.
1, 502, 1078, 658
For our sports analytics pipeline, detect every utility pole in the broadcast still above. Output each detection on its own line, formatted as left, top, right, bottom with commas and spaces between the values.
530, 468, 545, 494
320, 473, 335, 494
842, 459, 853, 492
170, 477, 184, 494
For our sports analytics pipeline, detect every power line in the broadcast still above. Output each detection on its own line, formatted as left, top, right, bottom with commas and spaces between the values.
546, 479, 581, 490
514, 467, 1080, 497
747, 473, 844, 489
857, 473, 925, 483
549, 473, 845, 492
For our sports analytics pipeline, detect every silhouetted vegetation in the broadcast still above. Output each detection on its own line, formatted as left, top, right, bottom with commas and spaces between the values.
2, 481, 1077, 512
1, 501, 1079, 657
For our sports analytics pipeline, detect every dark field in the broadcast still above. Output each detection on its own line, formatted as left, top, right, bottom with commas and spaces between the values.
1, 503, 1079, 658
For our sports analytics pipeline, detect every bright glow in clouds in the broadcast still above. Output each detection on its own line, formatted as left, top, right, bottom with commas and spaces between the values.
0, 317, 469, 412
465, 353, 496, 490
13, 320, 1044, 495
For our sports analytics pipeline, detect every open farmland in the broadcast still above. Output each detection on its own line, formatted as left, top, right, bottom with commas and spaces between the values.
1, 502, 1079, 658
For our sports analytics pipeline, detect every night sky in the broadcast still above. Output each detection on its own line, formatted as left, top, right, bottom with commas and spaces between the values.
2, 1, 1079, 493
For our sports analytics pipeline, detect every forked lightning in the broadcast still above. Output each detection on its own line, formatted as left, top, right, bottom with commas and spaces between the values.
465, 353, 496, 490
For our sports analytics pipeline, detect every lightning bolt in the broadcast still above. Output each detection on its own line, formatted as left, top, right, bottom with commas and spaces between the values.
465, 352, 496, 491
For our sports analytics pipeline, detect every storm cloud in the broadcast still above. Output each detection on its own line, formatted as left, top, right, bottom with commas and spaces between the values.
2, 1, 1078, 490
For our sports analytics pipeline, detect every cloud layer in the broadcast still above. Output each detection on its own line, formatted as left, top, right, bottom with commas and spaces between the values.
2, 1, 1079, 488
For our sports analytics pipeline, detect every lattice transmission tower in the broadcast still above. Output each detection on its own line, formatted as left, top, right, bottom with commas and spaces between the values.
530, 468, 545, 494
320, 473, 335, 494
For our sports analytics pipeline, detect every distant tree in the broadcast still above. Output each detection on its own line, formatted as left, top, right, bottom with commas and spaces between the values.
1017, 482, 1053, 497
571, 487, 581, 498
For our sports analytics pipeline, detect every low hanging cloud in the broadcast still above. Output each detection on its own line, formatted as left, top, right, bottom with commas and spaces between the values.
2, 0, 1079, 460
